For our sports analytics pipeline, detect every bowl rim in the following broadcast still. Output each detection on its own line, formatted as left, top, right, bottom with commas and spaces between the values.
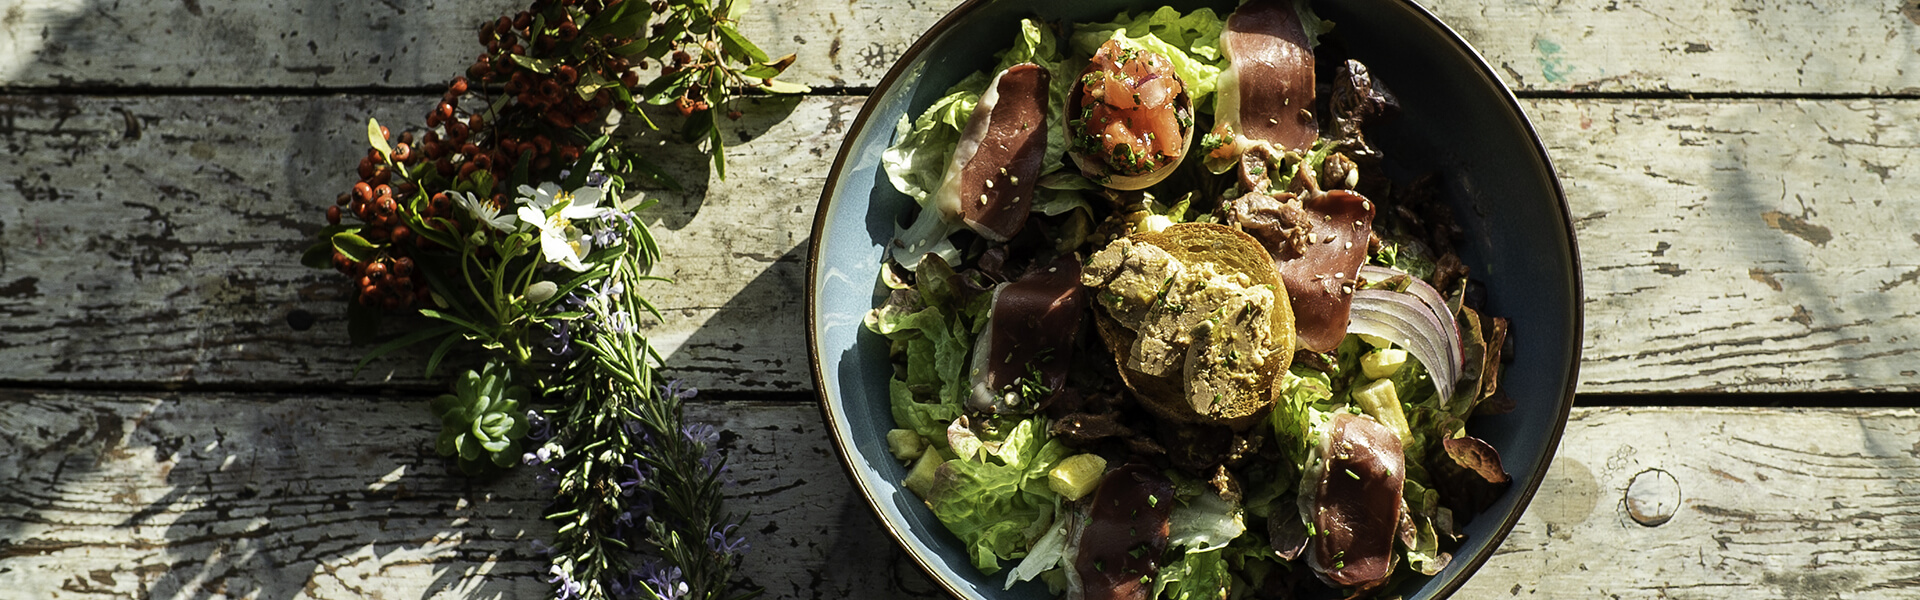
805, 0, 1584, 597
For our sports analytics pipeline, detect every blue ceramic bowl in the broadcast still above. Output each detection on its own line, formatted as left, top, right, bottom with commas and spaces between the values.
808, 0, 1581, 598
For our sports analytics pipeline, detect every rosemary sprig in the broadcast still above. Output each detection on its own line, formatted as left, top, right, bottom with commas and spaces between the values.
531, 210, 755, 600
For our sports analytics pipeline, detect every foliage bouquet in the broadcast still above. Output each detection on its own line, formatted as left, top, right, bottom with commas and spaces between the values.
301, 0, 799, 598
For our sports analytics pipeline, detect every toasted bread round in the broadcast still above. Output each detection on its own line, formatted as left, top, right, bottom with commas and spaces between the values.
1091, 223, 1296, 430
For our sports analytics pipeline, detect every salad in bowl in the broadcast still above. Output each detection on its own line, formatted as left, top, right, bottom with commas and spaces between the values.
811, 0, 1579, 599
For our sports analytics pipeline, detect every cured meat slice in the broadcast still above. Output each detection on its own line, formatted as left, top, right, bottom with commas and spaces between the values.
932, 63, 1052, 241
1215, 0, 1317, 151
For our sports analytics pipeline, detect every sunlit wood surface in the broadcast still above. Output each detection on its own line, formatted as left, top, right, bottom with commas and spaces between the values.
2, 0, 1917, 598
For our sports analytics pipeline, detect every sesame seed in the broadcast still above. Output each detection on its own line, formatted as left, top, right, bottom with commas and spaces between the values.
1345, 241, 1353, 249
979, 194, 989, 205
985, 180, 995, 189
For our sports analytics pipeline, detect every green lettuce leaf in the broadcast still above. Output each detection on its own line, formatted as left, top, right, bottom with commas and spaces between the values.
1070, 7, 1228, 111
1168, 490, 1245, 553
882, 82, 984, 206
864, 258, 992, 449
1270, 365, 1337, 467
925, 417, 1072, 574
1153, 547, 1233, 600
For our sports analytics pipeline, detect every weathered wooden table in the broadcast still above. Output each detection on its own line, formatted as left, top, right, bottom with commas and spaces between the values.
2, 0, 1917, 597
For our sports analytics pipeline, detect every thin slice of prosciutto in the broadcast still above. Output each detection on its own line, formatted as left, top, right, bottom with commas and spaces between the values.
1214, 0, 1316, 152
931, 62, 1052, 242
968, 254, 1086, 413
1306, 412, 1405, 590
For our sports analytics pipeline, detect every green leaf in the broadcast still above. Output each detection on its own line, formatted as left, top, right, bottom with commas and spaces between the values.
425, 333, 462, 379
550, 262, 614, 302
300, 241, 335, 269
724, 0, 753, 21
575, 71, 612, 100
757, 78, 811, 94
508, 54, 555, 74
716, 24, 769, 64
366, 118, 392, 160
331, 231, 379, 263
681, 106, 716, 144
352, 322, 462, 375
508, 147, 533, 190
610, 38, 649, 56
645, 21, 686, 59
642, 68, 699, 105
739, 64, 780, 79
711, 134, 728, 180
582, 0, 648, 38
417, 307, 489, 336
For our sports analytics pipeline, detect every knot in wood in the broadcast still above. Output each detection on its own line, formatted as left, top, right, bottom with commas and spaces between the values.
1624, 468, 1680, 527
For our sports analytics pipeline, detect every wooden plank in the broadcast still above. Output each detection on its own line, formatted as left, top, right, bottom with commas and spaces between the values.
6, 395, 1919, 598
0, 0, 1916, 95
1457, 405, 1920, 598
0, 0, 945, 91
1531, 98, 1920, 393
1, 94, 1915, 394
0, 390, 940, 599
1426, 0, 1920, 95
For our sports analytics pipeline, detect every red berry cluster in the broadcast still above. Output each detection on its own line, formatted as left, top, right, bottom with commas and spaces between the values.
326, 0, 657, 311
326, 124, 450, 309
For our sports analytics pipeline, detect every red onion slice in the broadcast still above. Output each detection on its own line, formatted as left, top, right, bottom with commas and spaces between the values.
1349, 289, 1461, 406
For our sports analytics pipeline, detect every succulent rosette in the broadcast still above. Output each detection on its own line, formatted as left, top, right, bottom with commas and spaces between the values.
431, 360, 534, 473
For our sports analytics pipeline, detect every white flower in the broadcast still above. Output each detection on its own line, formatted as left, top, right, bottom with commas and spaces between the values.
455, 191, 518, 232
517, 183, 610, 219
518, 205, 591, 272
513, 182, 618, 272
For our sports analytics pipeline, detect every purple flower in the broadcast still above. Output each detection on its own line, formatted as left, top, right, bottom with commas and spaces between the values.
708, 523, 750, 556
548, 565, 587, 600
638, 561, 689, 600
521, 446, 551, 466
622, 418, 654, 445
617, 458, 649, 497
541, 320, 575, 359
660, 380, 699, 400
682, 423, 719, 447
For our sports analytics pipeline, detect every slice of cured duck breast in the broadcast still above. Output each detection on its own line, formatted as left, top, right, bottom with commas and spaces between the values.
930, 62, 1052, 242
1215, 0, 1317, 152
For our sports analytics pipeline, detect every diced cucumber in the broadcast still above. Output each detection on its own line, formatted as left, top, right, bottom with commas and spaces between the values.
1046, 454, 1108, 501
887, 428, 928, 461
903, 450, 947, 499
1360, 348, 1409, 380
1352, 377, 1413, 447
